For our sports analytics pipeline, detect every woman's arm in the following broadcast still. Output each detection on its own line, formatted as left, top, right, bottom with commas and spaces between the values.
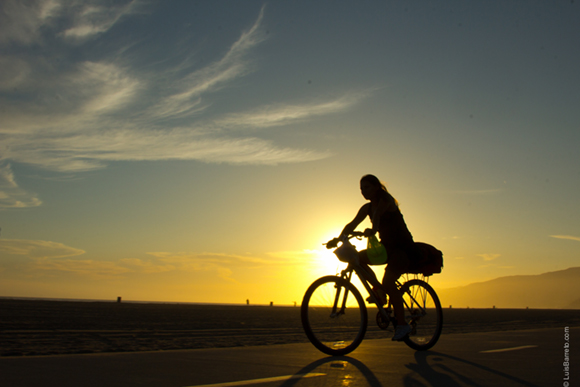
365, 197, 391, 237
326, 204, 370, 248
339, 203, 370, 238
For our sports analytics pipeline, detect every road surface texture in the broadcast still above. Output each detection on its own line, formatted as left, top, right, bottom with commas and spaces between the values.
1, 327, 576, 387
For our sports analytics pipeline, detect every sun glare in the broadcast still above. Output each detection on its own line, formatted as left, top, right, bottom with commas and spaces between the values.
311, 248, 346, 277
308, 231, 369, 278
294, 224, 379, 306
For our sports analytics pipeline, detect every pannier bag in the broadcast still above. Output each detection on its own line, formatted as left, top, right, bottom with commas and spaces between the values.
409, 242, 444, 276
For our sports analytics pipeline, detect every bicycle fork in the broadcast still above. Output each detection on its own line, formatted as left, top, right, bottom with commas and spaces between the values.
330, 270, 354, 317
330, 285, 347, 317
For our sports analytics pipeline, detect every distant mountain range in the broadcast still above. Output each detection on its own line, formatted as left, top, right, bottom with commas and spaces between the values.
436, 267, 580, 309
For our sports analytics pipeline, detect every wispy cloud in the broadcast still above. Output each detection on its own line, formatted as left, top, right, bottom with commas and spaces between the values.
0, 0, 137, 45
477, 263, 514, 270
5, 127, 329, 173
447, 189, 503, 195
33, 258, 133, 278
147, 251, 276, 267
0, 165, 42, 208
0, 3, 364, 208
139, 250, 316, 282
61, 1, 138, 41
146, 6, 267, 121
550, 235, 580, 242
0, 241, 313, 281
477, 253, 501, 261
0, 239, 84, 258
217, 93, 368, 130
266, 249, 320, 263
76, 62, 142, 114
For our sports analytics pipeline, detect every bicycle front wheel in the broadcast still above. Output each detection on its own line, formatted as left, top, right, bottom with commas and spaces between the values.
400, 279, 443, 350
301, 276, 367, 356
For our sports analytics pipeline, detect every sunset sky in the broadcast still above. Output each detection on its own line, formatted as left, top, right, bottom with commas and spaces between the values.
1, 0, 579, 306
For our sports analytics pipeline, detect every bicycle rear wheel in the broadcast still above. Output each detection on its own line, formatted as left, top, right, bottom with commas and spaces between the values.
400, 279, 442, 350
301, 276, 367, 356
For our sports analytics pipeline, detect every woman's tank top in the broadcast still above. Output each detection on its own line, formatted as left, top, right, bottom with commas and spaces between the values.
369, 205, 414, 249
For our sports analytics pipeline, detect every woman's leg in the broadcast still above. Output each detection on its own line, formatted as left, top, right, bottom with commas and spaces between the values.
358, 250, 387, 304
382, 249, 410, 326
383, 269, 406, 325
358, 250, 380, 285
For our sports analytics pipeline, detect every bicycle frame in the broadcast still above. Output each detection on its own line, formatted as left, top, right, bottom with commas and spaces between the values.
336, 247, 429, 325
336, 254, 391, 320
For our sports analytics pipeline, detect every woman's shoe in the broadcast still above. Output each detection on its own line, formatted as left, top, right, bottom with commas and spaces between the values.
365, 286, 387, 305
392, 324, 412, 341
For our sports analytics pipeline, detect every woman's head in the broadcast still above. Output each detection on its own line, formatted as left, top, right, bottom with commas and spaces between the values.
360, 174, 388, 201
360, 174, 399, 208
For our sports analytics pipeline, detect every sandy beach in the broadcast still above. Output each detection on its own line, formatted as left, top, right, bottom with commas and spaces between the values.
1, 299, 579, 357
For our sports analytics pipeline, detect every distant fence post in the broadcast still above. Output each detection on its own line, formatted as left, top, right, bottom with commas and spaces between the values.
117, 297, 122, 303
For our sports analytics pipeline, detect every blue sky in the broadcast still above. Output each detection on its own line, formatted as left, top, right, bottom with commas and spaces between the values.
0, 0, 579, 305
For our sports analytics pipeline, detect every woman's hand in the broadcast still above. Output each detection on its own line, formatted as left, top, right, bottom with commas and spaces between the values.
325, 238, 340, 249
363, 228, 376, 237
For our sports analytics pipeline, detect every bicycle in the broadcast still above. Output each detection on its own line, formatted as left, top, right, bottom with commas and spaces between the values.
301, 232, 443, 356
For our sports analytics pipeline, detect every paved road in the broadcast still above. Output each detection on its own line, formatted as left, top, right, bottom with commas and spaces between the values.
1, 327, 576, 387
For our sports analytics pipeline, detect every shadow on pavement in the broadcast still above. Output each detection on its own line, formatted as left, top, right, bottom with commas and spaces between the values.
403, 350, 541, 387
280, 355, 382, 387
280, 348, 541, 387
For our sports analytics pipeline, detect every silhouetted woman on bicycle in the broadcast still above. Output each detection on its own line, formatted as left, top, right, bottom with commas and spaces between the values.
330, 174, 417, 341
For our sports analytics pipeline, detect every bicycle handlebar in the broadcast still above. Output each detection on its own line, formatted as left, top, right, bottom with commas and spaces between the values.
324, 232, 364, 249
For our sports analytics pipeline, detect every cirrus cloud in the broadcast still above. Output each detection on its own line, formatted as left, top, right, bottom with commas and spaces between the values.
0, 239, 85, 258
477, 253, 501, 261
550, 235, 580, 242
0, 2, 367, 209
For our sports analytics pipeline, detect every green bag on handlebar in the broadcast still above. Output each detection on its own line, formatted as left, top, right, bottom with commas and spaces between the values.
367, 235, 388, 264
